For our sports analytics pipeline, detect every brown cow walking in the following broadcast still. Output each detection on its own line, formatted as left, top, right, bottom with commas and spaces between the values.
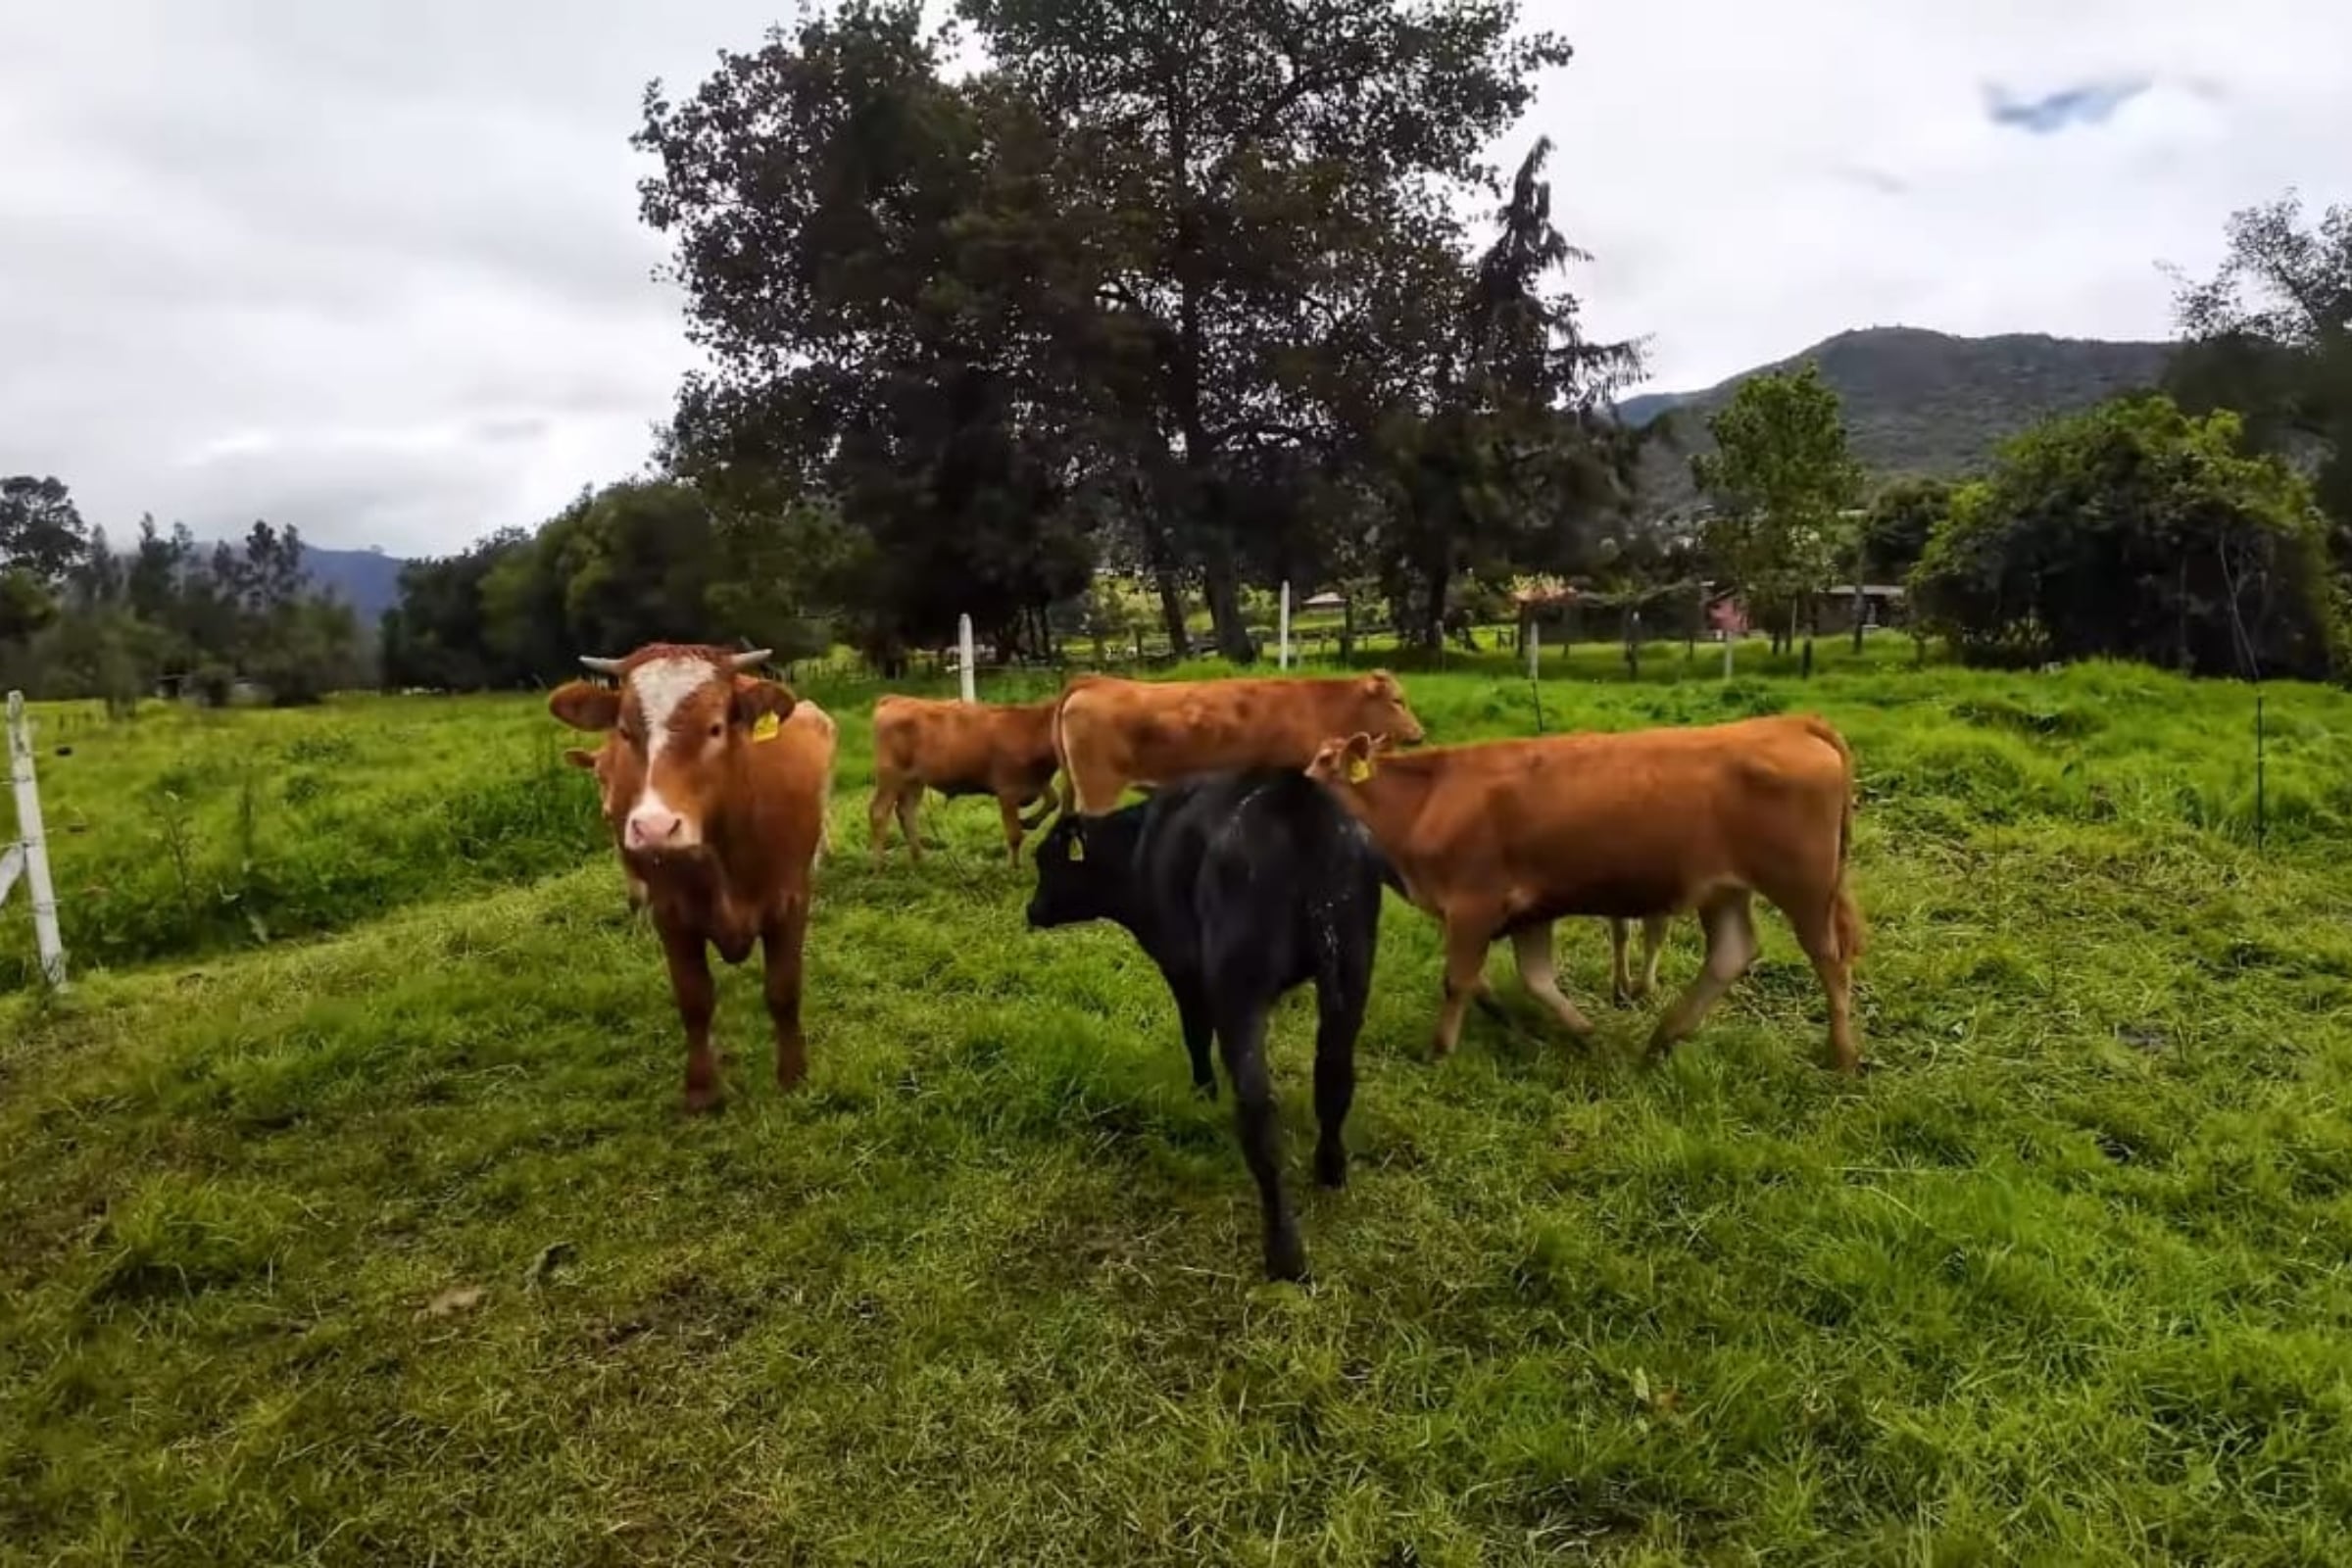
549, 642, 837, 1110
868, 695, 1064, 866
1054, 670, 1426, 817
1304, 713, 1863, 1070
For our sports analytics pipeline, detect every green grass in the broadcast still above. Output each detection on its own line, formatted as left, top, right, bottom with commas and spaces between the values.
7, 648, 2352, 1563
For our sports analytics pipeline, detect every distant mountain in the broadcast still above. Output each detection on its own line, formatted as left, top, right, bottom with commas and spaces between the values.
298, 545, 409, 625
1616, 326, 2177, 517
1611, 389, 1697, 427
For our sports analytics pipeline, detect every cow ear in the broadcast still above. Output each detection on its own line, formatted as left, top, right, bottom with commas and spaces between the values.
562, 747, 598, 770
730, 679, 798, 730
550, 681, 620, 733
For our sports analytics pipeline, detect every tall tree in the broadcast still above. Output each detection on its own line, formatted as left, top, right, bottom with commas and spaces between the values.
1373, 136, 1643, 646
955, 0, 1578, 660
637, 2, 1102, 664
0, 475, 89, 584
1692, 362, 1863, 663
1850, 475, 1951, 650
2166, 189, 2352, 574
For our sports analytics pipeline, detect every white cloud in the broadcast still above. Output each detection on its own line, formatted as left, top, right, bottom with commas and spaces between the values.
1530, 0, 2352, 391
2, 0, 2346, 555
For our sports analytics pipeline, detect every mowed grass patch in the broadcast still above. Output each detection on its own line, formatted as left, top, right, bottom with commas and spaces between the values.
5, 656, 2352, 1562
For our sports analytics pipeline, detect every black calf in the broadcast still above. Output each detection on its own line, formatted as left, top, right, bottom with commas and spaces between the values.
1025, 768, 1389, 1282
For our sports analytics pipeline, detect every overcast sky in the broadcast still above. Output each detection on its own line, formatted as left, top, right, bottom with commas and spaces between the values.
3, 1, 2346, 558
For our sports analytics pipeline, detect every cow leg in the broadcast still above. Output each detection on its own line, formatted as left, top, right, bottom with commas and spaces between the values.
1790, 894, 1861, 1073
1432, 917, 1493, 1059
1637, 914, 1670, 999
866, 784, 897, 867
1644, 892, 1758, 1062
997, 792, 1027, 867
1214, 999, 1304, 1282
1511, 922, 1595, 1039
1016, 781, 1061, 831
1608, 918, 1634, 1006
894, 787, 924, 864
1068, 759, 1124, 818
761, 895, 811, 1091
660, 923, 721, 1113
1170, 975, 1217, 1100
1310, 956, 1368, 1190
1615, 914, 1670, 1004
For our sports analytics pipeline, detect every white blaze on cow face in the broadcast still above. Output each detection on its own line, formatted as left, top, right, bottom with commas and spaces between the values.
623, 656, 722, 852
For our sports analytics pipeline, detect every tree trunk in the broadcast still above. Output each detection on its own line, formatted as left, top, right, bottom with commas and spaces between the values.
1417, 540, 1451, 652
1850, 548, 1869, 655
1161, 88, 1253, 667
1200, 549, 1254, 663
1339, 594, 1356, 663
1153, 567, 1190, 659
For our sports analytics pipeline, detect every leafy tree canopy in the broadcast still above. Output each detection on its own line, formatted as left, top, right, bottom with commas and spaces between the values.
1691, 362, 1862, 643
2167, 188, 2352, 566
1911, 393, 2341, 679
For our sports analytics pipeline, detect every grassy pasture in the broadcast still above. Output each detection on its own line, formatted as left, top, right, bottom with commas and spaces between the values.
6, 647, 2352, 1564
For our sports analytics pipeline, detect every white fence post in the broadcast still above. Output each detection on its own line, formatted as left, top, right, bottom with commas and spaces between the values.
957, 613, 977, 704
1526, 616, 1540, 681
1278, 580, 1292, 669
3, 691, 67, 989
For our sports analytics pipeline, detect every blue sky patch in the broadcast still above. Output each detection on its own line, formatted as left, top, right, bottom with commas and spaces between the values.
1984, 78, 2152, 133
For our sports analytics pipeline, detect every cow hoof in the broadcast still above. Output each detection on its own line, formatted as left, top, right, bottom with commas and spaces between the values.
1192, 1078, 1218, 1102
1265, 1240, 1310, 1284
1314, 1148, 1348, 1189
683, 1087, 723, 1115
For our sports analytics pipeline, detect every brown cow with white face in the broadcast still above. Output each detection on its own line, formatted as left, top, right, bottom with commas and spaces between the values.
1053, 670, 1427, 817
548, 642, 836, 1110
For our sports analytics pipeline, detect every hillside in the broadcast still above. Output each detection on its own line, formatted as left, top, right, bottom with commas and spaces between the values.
1620, 326, 2176, 516
298, 544, 408, 624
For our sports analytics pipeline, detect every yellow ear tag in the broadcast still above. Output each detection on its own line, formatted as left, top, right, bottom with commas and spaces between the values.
1347, 756, 1375, 783
751, 711, 782, 743
1068, 838, 1085, 861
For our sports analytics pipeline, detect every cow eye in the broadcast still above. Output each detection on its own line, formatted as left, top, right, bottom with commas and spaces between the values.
709, 721, 724, 738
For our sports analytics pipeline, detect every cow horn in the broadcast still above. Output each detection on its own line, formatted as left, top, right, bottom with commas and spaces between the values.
578, 656, 623, 675
728, 648, 774, 672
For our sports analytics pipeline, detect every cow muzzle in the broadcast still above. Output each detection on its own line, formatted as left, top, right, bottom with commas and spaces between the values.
625, 805, 691, 851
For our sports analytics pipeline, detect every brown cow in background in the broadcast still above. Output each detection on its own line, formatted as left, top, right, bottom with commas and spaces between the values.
1054, 670, 1426, 816
868, 694, 1063, 866
1305, 713, 1863, 1070
563, 738, 651, 911
549, 642, 837, 1110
